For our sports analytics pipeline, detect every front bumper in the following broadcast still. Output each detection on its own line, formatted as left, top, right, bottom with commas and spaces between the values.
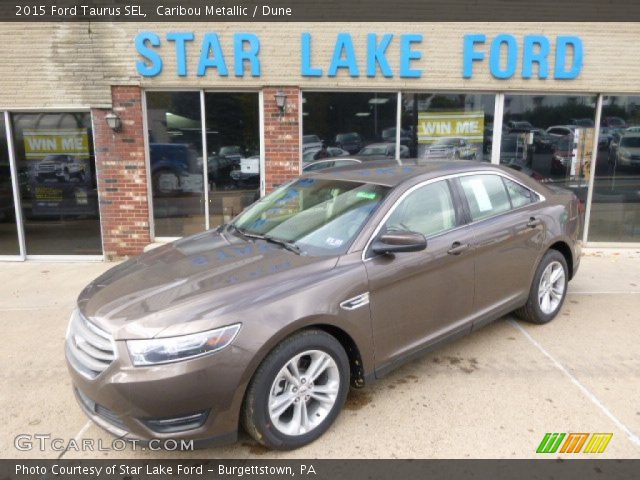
65, 339, 252, 445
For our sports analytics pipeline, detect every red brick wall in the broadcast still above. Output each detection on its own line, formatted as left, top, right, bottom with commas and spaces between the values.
92, 86, 150, 259
263, 87, 301, 192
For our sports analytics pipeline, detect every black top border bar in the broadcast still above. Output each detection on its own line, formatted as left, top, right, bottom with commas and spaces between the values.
2, 0, 640, 22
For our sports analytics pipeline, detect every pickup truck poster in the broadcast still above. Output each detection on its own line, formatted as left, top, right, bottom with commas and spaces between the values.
417, 111, 485, 161
22, 129, 96, 216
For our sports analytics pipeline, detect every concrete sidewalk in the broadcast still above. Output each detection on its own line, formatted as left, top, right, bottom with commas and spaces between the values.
1, 249, 639, 459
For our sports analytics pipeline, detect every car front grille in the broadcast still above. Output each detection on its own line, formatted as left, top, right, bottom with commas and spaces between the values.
66, 309, 115, 379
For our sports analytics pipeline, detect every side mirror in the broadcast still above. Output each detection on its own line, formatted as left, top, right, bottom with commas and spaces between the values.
372, 230, 427, 255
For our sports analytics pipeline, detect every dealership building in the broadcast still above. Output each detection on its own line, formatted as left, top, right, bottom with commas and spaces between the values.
1, 22, 639, 260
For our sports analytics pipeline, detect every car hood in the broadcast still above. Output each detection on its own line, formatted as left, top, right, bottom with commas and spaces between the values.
78, 230, 338, 340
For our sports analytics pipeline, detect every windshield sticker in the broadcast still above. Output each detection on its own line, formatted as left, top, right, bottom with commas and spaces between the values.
325, 237, 344, 247
356, 191, 378, 200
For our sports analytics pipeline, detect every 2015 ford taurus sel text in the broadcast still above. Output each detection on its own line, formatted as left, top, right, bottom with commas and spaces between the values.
65, 161, 581, 450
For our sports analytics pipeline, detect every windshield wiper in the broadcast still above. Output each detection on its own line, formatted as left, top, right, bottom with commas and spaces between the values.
262, 235, 304, 255
225, 224, 303, 255
225, 223, 259, 240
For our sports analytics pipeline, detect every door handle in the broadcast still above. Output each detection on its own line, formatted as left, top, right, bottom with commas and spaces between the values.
527, 217, 542, 228
447, 242, 469, 255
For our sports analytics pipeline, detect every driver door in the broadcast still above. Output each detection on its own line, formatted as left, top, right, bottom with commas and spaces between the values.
364, 179, 476, 373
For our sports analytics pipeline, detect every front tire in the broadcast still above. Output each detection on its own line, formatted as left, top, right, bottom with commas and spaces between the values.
515, 249, 568, 324
241, 329, 349, 450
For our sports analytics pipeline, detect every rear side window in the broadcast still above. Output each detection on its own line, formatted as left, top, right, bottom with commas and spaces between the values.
460, 174, 511, 221
502, 177, 536, 208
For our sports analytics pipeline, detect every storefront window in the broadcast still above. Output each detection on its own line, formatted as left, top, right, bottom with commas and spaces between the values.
401, 93, 495, 162
589, 96, 640, 242
501, 95, 597, 218
146, 92, 205, 237
11, 112, 101, 255
204, 92, 260, 228
302, 92, 397, 163
0, 114, 20, 255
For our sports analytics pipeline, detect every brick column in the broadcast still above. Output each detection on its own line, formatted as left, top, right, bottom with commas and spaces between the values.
263, 87, 301, 192
92, 86, 151, 259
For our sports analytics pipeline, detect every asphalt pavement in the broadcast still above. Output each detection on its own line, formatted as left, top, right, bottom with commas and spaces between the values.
1, 249, 639, 459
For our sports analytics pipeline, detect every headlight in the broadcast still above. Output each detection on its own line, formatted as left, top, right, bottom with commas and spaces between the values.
619, 148, 630, 159
127, 324, 241, 366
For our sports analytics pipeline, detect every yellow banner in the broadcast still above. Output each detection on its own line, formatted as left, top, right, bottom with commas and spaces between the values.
23, 129, 89, 159
418, 111, 485, 144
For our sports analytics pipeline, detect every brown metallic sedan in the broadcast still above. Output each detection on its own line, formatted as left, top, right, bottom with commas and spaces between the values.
65, 161, 581, 450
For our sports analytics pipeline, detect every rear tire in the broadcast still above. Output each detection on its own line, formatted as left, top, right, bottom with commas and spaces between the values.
241, 329, 349, 450
515, 249, 568, 324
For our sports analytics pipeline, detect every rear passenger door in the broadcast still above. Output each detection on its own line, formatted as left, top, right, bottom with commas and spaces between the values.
456, 173, 544, 324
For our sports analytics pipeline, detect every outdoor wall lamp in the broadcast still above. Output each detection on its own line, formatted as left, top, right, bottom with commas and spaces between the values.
274, 90, 287, 116
105, 112, 122, 132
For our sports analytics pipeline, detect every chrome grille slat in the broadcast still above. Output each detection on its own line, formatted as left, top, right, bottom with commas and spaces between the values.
66, 310, 115, 379
75, 338, 114, 362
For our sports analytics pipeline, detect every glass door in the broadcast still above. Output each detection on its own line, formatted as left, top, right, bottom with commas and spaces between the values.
204, 92, 261, 228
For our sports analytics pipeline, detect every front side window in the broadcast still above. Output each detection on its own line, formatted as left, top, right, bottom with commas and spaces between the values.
460, 174, 511, 221
233, 178, 390, 256
385, 181, 457, 238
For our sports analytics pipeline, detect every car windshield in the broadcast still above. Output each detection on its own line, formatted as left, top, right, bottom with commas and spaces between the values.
621, 137, 640, 148
303, 135, 320, 143
233, 178, 390, 256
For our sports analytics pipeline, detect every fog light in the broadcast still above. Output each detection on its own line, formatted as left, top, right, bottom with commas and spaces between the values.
143, 410, 210, 433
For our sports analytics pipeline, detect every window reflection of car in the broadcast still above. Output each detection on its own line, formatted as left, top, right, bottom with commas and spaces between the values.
35, 155, 86, 183
302, 134, 323, 151
302, 158, 362, 172
570, 118, 595, 128
423, 137, 476, 160
355, 143, 409, 160
602, 116, 626, 129
545, 125, 576, 139
303, 147, 349, 163
230, 155, 260, 188
610, 133, 640, 169
551, 138, 575, 175
507, 120, 535, 133
150, 143, 202, 195
334, 133, 363, 154
381, 127, 411, 146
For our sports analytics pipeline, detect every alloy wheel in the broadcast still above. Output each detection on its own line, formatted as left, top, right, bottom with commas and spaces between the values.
268, 350, 340, 436
538, 260, 566, 314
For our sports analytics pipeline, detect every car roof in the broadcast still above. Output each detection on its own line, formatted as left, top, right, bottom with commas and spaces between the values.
304, 159, 510, 187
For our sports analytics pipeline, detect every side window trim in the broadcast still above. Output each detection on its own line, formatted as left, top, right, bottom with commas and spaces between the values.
360, 171, 546, 260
